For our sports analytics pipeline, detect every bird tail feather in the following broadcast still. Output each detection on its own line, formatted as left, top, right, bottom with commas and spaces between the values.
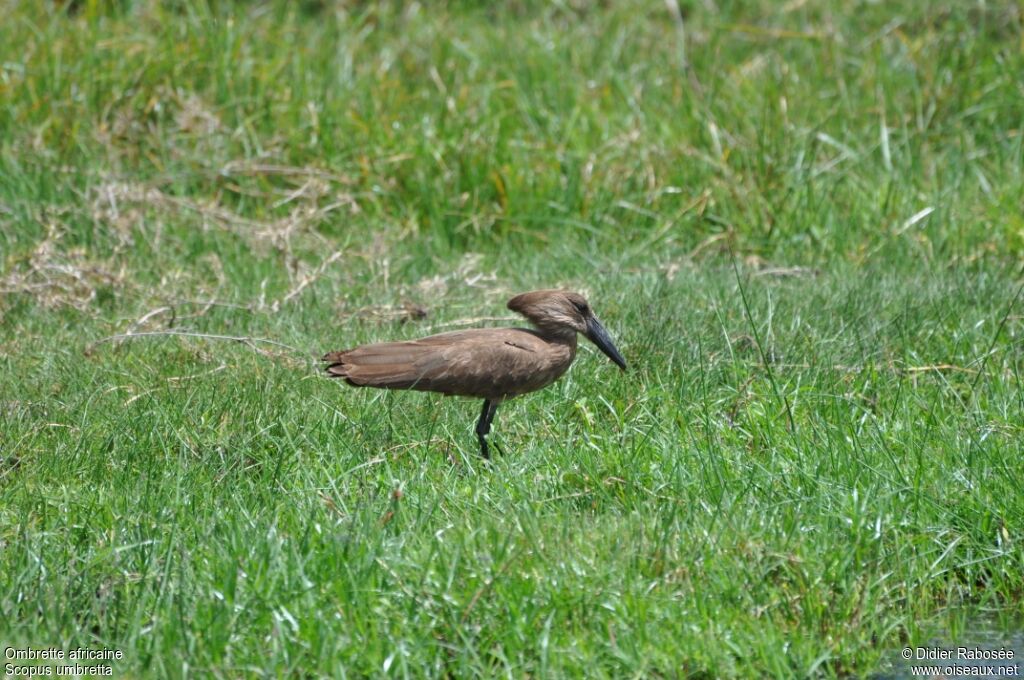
322, 342, 440, 390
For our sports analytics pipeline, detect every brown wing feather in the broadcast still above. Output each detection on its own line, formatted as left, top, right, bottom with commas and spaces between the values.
322, 329, 576, 398
323, 339, 441, 389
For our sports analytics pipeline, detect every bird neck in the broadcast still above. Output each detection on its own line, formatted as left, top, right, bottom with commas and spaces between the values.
534, 324, 578, 346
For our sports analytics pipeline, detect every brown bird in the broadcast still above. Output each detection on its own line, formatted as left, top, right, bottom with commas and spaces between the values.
322, 290, 627, 458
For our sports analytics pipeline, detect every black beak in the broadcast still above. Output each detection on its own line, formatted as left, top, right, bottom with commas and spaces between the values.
585, 316, 627, 370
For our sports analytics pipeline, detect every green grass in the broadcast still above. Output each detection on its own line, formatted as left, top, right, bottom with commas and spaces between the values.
2, 1, 1023, 677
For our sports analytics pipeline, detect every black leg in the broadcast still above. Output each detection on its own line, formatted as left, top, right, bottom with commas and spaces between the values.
476, 399, 491, 459
475, 399, 499, 459
486, 401, 504, 456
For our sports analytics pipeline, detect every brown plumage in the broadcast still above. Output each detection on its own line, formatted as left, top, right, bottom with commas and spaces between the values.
323, 290, 627, 458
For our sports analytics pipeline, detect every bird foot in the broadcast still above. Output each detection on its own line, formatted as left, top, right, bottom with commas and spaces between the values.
477, 436, 507, 459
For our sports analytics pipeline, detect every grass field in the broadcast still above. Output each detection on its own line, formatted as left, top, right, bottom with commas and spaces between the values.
2, 1, 1023, 677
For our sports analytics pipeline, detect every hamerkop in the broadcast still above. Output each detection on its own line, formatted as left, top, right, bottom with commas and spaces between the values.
322, 290, 627, 458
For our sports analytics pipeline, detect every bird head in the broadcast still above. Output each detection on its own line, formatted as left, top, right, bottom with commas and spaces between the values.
507, 290, 627, 370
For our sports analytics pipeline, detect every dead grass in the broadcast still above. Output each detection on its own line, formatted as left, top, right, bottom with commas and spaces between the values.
0, 223, 129, 312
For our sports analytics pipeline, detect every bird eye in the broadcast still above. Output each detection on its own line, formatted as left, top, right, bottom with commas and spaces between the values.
572, 301, 588, 314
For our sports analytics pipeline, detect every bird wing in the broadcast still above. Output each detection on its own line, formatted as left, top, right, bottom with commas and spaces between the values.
323, 328, 573, 398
